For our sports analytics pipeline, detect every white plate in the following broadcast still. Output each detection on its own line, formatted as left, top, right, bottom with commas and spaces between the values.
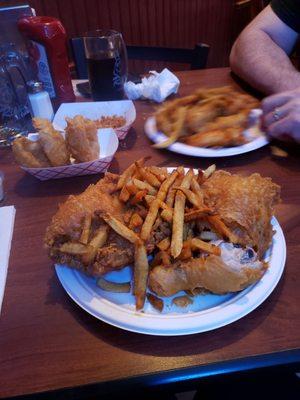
144, 115, 269, 158
55, 216, 285, 336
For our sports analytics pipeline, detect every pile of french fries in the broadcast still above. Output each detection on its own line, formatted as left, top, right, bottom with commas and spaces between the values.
57, 158, 240, 312
101, 158, 240, 312
154, 86, 260, 148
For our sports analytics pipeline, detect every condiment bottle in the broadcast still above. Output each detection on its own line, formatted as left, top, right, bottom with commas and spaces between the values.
18, 16, 75, 106
27, 80, 54, 120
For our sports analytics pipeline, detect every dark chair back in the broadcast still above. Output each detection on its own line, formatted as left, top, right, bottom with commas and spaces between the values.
70, 37, 210, 79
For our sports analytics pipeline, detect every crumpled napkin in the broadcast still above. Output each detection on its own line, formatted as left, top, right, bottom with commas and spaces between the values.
124, 68, 180, 102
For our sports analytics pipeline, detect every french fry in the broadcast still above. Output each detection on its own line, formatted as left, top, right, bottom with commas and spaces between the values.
206, 215, 239, 243
60, 242, 88, 255
173, 187, 202, 208
157, 237, 171, 251
147, 293, 164, 312
117, 157, 149, 189
140, 199, 161, 241
82, 225, 109, 264
190, 237, 221, 256
79, 214, 92, 244
119, 184, 130, 202
147, 166, 167, 182
130, 190, 148, 205
135, 164, 161, 188
157, 169, 179, 201
129, 213, 144, 229
133, 178, 157, 195
190, 177, 204, 205
144, 194, 155, 206
152, 216, 162, 231
102, 213, 142, 244
165, 167, 184, 208
184, 208, 213, 222
161, 208, 173, 223
171, 169, 194, 258
203, 164, 216, 180
197, 169, 205, 185
199, 230, 219, 241
140, 170, 178, 241
97, 278, 131, 293
153, 106, 187, 148
172, 295, 193, 308
125, 179, 139, 195
134, 242, 149, 311
178, 240, 192, 260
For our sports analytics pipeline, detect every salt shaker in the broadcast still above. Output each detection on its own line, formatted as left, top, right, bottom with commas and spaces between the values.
27, 80, 54, 120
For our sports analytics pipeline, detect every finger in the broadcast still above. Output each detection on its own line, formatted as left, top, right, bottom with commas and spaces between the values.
262, 104, 290, 129
266, 116, 294, 139
262, 93, 293, 114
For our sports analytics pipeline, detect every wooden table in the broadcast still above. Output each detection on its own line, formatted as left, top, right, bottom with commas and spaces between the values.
1, 68, 300, 399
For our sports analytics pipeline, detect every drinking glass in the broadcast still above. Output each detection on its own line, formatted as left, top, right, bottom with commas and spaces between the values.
83, 30, 128, 101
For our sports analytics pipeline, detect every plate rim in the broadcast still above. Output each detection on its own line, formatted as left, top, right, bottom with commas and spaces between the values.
55, 220, 286, 336
144, 116, 269, 158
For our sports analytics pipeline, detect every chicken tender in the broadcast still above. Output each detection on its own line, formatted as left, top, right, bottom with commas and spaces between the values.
65, 116, 100, 163
33, 118, 70, 166
12, 137, 51, 168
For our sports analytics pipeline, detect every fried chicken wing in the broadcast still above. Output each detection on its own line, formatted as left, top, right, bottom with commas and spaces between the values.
65, 115, 100, 163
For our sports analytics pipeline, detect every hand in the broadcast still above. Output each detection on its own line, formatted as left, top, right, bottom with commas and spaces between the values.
262, 87, 300, 143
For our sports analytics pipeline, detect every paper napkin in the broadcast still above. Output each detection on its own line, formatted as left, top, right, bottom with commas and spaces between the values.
124, 68, 180, 102
0, 206, 16, 314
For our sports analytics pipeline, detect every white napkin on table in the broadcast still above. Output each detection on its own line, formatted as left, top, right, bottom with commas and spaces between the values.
0, 206, 16, 314
124, 68, 180, 102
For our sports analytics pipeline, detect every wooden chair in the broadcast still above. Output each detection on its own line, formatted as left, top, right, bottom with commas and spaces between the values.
70, 37, 210, 79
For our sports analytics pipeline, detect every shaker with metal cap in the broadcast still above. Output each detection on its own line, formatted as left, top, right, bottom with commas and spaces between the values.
27, 80, 54, 120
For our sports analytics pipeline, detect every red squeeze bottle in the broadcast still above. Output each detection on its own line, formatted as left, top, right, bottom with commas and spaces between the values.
18, 16, 75, 105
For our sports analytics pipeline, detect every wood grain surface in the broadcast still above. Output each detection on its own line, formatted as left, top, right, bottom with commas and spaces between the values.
0, 68, 300, 399
27, 0, 237, 69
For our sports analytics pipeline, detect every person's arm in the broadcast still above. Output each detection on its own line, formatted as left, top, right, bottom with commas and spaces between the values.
230, 5, 299, 94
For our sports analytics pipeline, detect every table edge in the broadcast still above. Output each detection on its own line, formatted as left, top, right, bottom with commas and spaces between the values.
3, 349, 300, 400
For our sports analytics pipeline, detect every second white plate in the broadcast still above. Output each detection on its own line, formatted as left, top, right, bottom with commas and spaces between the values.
144, 116, 269, 158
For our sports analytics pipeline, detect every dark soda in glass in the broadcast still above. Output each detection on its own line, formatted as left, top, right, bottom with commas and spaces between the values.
84, 30, 128, 101
87, 57, 124, 101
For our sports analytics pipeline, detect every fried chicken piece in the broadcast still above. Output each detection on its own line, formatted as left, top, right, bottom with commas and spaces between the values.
45, 173, 122, 247
184, 126, 245, 147
65, 116, 100, 163
33, 117, 70, 166
185, 97, 226, 132
12, 136, 51, 168
149, 243, 266, 297
202, 171, 281, 257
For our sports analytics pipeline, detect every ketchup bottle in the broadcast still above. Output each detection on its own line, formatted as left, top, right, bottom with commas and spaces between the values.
18, 16, 75, 106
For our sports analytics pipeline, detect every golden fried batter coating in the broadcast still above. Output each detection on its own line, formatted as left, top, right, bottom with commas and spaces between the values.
202, 170, 281, 257
12, 137, 51, 168
33, 118, 70, 166
65, 116, 100, 163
